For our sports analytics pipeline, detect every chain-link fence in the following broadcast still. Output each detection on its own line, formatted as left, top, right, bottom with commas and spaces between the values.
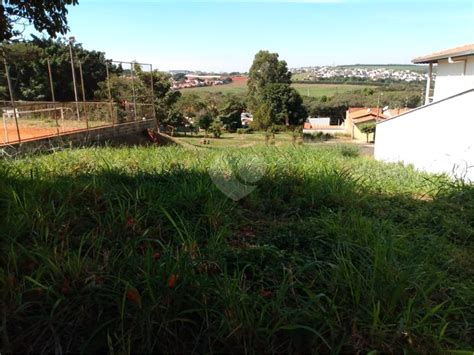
0, 100, 155, 144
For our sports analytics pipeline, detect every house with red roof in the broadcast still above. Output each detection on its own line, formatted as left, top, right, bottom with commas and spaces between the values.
345, 107, 410, 142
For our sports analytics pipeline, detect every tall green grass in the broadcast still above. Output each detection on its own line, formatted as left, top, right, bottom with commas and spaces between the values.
0, 145, 473, 353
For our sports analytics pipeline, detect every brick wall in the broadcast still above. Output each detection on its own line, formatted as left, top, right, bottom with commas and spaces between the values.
1, 119, 158, 156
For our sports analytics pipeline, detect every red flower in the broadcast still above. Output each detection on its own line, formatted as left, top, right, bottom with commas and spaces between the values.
126, 288, 141, 306
126, 216, 135, 228
168, 274, 177, 289
153, 252, 161, 261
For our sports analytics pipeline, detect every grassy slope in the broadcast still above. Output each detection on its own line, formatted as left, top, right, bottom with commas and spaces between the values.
0, 139, 473, 353
180, 80, 371, 98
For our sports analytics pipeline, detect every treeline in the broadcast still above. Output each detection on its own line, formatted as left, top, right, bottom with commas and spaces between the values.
303, 85, 423, 124
0, 36, 112, 101
0, 37, 180, 121
0, 39, 424, 131
293, 78, 426, 86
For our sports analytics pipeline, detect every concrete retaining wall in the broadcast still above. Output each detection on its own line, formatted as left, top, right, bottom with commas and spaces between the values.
1, 119, 158, 156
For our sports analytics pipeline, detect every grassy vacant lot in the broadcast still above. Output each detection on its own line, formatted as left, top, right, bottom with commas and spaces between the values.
1, 139, 473, 353
174, 132, 298, 149
180, 79, 371, 99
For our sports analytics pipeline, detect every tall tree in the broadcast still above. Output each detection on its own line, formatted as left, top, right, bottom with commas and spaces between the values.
0, 0, 78, 42
138, 70, 181, 120
218, 94, 245, 132
262, 83, 307, 126
247, 50, 307, 127
247, 50, 291, 112
1, 37, 109, 101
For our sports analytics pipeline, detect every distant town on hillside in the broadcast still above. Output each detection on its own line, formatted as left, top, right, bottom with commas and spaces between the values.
169, 64, 430, 90
290, 64, 429, 82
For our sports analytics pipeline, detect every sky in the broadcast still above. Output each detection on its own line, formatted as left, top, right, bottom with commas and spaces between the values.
48, 0, 474, 72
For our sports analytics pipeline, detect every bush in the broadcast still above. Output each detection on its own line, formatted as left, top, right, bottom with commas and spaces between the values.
336, 144, 360, 158
302, 132, 334, 143
209, 121, 222, 138
268, 124, 302, 133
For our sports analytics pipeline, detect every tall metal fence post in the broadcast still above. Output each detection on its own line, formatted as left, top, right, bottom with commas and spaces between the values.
78, 60, 89, 130
68, 38, 81, 121
3, 58, 21, 143
106, 61, 114, 126
47, 58, 60, 137
130, 62, 137, 121
150, 64, 158, 130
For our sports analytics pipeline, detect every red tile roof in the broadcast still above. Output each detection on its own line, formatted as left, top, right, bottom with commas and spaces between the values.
413, 44, 474, 64
348, 108, 385, 120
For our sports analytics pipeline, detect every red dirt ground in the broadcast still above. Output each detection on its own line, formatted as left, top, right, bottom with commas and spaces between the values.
0, 124, 87, 144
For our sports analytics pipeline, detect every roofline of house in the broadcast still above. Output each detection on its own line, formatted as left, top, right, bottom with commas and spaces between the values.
376, 88, 474, 125
412, 49, 474, 64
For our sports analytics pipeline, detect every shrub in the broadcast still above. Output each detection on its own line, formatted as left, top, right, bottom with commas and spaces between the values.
337, 144, 360, 158
302, 132, 333, 143
209, 121, 222, 138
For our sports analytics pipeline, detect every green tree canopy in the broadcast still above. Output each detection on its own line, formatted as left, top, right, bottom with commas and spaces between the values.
1, 36, 110, 101
247, 50, 306, 127
251, 102, 273, 130
218, 94, 245, 132
247, 50, 291, 112
262, 83, 307, 126
197, 111, 213, 133
0, 0, 78, 42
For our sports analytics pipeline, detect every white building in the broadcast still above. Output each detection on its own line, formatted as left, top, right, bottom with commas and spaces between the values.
307, 117, 331, 126
375, 44, 474, 181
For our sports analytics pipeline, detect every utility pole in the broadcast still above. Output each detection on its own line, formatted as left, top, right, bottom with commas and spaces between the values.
68, 36, 81, 120
376, 92, 383, 123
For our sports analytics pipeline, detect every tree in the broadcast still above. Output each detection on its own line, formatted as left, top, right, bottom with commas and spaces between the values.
175, 93, 206, 120
359, 122, 376, 143
166, 108, 187, 127
138, 70, 181, 121
247, 50, 292, 112
262, 83, 307, 126
197, 111, 213, 135
208, 120, 222, 138
0, 0, 78, 42
1, 37, 110, 101
218, 94, 245, 132
247, 50, 306, 127
251, 102, 273, 131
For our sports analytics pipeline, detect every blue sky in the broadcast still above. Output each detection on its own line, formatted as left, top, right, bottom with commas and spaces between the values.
56, 0, 474, 72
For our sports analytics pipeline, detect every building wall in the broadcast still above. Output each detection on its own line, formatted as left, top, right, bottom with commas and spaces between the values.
308, 117, 331, 126
375, 89, 474, 181
353, 123, 374, 142
344, 112, 374, 142
434, 56, 474, 101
